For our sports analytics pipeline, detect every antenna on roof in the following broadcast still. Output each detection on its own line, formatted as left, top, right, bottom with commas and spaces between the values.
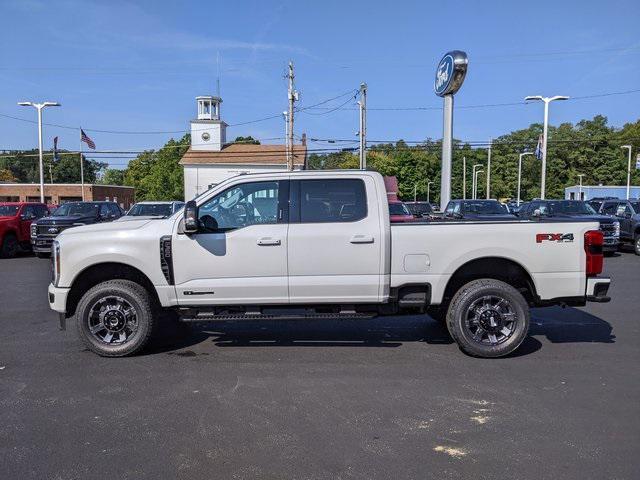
216, 52, 221, 98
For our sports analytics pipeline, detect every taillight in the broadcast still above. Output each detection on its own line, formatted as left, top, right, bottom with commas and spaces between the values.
584, 230, 603, 276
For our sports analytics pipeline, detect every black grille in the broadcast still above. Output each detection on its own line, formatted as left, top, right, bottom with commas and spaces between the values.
160, 236, 174, 285
599, 223, 616, 237
37, 224, 70, 237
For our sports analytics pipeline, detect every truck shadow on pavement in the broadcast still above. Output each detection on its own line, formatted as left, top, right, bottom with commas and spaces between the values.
148, 306, 614, 356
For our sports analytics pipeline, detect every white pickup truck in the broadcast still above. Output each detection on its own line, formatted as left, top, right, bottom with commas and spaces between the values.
48, 170, 611, 358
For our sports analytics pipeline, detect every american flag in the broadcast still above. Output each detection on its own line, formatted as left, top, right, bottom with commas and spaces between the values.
80, 129, 96, 150
534, 134, 543, 160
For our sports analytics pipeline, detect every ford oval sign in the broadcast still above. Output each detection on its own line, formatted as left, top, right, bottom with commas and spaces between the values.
434, 51, 468, 97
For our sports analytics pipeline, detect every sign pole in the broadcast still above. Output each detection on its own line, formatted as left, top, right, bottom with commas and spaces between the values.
440, 94, 454, 211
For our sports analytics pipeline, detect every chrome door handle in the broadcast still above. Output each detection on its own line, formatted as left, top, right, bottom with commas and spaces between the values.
257, 237, 281, 246
350, 234, 374, 244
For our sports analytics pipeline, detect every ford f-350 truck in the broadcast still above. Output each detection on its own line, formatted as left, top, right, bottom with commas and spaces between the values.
47, 171, 611, 358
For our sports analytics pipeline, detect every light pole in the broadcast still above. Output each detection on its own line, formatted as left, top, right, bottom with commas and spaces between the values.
472, 164, 482, 200
462, 156, 466, 200
621, 145, 632, 200
577, 174, 585, 200
413, 184, 417, 202
524, 95, 569, 199
17, 101, 61, 203
473, 170, 484, 200
427, 181, 434, 203
517, 152, 533, 206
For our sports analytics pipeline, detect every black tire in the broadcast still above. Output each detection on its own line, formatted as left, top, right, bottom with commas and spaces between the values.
446, 279, 530, 358
35, 252, 50, 259
634, 234, 640, 256
0, 233, 18, 258
75, 280, 155, 357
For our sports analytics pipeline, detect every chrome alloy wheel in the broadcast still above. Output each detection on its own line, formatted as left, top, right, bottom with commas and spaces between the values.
464, 295, 518, 346
87, 296, 138, 345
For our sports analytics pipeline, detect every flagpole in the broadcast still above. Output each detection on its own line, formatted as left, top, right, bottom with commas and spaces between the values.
79, 127, 85, 201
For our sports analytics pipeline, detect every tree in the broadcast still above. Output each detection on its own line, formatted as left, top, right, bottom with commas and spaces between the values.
233, 136, 260, 145
0, 168, 17, 182
101, 168, 125, 186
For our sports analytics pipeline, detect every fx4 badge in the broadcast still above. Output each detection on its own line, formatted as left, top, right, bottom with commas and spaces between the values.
536, 233, 574, 243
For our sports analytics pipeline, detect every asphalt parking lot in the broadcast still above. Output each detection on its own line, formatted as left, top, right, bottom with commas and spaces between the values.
1, 253, 639, 480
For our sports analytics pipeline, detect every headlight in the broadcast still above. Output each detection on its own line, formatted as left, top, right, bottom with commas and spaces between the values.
613, 221, 620, 237
52, 241, 61, 286
31, 224, 37, 238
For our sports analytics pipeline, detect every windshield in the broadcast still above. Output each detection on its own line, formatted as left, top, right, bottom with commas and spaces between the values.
407, 203, 432, 214
462, 201, 507, 215
389, 203, 411, 215
0, 205, 20, 217
546, 201, 596, 215
127, 203, 174, 217
631, 202, 640, 213
52, 203, 99, 217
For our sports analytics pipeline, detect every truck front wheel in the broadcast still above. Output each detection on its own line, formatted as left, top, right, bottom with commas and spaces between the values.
446, 279, 530, 358
75, 280, 155, 357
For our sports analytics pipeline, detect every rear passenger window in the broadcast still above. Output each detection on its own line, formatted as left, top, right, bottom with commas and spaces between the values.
299, 179, 366, 223
601, 202, 619, 215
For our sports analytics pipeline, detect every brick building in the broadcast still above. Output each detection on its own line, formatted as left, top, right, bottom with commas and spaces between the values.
0, 183, 135, 209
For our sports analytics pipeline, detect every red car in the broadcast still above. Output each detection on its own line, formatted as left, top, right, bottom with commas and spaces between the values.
389, 201, 417, 223
0, 202, 50, 258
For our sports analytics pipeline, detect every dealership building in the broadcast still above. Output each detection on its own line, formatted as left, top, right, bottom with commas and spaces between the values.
0, 183, 135, 209
564, 185, 640, 201
179, 96, 307, 200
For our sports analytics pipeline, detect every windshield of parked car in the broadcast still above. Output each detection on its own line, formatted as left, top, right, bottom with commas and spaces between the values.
462, 201, 507, 215
630, 202, 640, 213
52, 203, 99, 217
407, 203, 432, 215
127, 203, 173, 217
546, 201, 596, 215
0, 205, 20, 217
389, 203, 411, 215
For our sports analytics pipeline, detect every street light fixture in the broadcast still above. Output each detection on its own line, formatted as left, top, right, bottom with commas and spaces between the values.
517, 152, 533, 206
18, 101, 61, 203
524, 95, 569, 199
427, 181, 434, 203
621, 145, 633, 200
473, 170, 484, 200
472, 164, 482, 199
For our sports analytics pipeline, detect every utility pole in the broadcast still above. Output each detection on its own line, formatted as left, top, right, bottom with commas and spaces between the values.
358, 82, 367, 169
462, 156, 466, 200
524, 95, 569, 199
17, 101, 60, 202
287, 61, 298, 171
577, 174, 585, 200
427, 181, 434, 203
49, 162, 53, 184
486, 139, 492, 199
283, 111, 289, 163
622, 145, 632, 199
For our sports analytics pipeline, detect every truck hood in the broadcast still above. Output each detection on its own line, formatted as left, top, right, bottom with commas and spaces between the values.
58, 218, 154, 236
36, 215, 97, 226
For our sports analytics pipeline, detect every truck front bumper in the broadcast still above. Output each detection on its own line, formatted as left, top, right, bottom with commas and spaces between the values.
48, 283, 69, 313
586, 276, 611, 303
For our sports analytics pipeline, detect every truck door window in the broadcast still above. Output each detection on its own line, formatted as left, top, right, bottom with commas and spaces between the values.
298, 179, 366, 223
602, 202, 619, 215
198, 181, 281, 231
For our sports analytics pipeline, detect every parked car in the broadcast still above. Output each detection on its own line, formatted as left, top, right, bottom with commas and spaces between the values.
0, 202, 49, 258
48, 171, 610, 359
405, 201, 434, 219
389, 201, 417, 223
595, 199, 640, 255
586, 196, 619, 213
119, 201, 185, 221
31, 201, 124, 257
518, 199, 620, 254
443, 200, 518, 221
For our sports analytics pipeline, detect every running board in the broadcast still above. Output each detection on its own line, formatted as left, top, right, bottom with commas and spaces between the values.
178, 311, 377, 322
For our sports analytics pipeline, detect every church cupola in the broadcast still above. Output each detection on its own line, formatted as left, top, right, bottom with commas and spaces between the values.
191, 95, 227, 151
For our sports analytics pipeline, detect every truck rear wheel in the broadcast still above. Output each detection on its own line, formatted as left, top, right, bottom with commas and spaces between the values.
634, 234, 640, 256
446, 279, 529, 358
75, 280, 155, 357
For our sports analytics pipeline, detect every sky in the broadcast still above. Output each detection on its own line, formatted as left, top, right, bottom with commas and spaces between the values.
1, 0, 639, 169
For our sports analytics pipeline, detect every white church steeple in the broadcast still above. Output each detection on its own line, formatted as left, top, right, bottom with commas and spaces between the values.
191, 95, 226, 151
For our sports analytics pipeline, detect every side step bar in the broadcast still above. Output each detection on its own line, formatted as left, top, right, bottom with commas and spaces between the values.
178, 311, 377, 323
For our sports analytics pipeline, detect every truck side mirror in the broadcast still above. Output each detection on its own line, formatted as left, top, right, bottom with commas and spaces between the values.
184, 200, 199, 234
